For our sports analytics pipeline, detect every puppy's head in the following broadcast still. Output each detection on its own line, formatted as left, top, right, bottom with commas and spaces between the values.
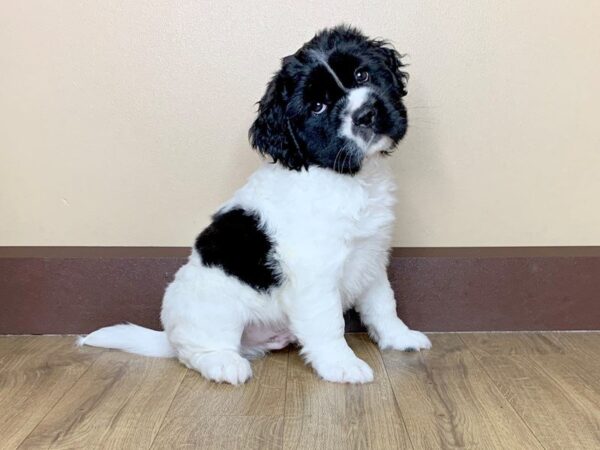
249, 25, 408, 175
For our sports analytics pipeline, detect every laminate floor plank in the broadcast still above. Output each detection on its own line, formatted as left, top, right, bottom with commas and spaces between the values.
462, 333, 600, 449
548, 331, 600, 359
0, 337, 99, 449
283, 334, 413, 450
17, 349, 186, 450
151, 350, 288, 449
382, 334, 543, 450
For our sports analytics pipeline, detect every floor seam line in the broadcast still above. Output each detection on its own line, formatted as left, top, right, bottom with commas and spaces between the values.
148, 366, 189, 450
378, 336, 416, 450
280, 349, 291, 450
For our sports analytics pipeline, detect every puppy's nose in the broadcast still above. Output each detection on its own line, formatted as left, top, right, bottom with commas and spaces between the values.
352, 105, 376, 128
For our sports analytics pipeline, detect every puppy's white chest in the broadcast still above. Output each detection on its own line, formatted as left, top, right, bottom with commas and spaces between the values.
338, 163, 396, 304
346, 165, 396, 242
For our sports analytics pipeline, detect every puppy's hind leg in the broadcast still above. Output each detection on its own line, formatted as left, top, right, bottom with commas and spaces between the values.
161, 267, 253, 385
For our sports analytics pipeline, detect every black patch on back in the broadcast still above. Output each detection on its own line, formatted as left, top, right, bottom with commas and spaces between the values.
195, 208, 282, 292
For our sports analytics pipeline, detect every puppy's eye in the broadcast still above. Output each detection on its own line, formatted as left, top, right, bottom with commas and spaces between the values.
354, 69, 370, 84
311, 102, 327, 115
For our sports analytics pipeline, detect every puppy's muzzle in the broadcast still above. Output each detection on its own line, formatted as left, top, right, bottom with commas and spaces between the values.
352, 105, 377, 128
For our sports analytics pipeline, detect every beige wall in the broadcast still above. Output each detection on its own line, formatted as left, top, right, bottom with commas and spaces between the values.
1, 1, 599, 247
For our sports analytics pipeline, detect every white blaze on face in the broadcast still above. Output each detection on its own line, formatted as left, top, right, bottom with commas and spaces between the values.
340, 87, 371, 149
339, 87, 393, 155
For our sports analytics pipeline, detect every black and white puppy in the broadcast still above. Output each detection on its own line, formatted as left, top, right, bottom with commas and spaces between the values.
80, 26, 431, 384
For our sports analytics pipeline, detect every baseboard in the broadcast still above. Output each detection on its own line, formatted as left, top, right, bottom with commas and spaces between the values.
1, 246, 599, 334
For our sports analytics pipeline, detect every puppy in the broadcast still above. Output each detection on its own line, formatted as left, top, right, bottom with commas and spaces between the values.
80, 25, 431, 384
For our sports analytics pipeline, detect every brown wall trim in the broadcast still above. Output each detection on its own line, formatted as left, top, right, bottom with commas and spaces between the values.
1, 246, 599, 334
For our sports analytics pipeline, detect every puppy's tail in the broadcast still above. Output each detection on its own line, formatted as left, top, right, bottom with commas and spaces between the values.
77, 323, 176, 358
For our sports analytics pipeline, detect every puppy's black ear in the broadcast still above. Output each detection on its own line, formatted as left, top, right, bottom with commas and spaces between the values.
249, 64, 307, 171
377, 45, 409, 97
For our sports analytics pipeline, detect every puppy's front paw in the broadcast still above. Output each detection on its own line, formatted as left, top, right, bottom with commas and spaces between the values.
379, 329, 432, 352
192, 351, 252, 385
313, 356, 374, 384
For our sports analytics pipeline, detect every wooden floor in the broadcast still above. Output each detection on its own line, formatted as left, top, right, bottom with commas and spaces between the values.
0, 333, 598, 449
